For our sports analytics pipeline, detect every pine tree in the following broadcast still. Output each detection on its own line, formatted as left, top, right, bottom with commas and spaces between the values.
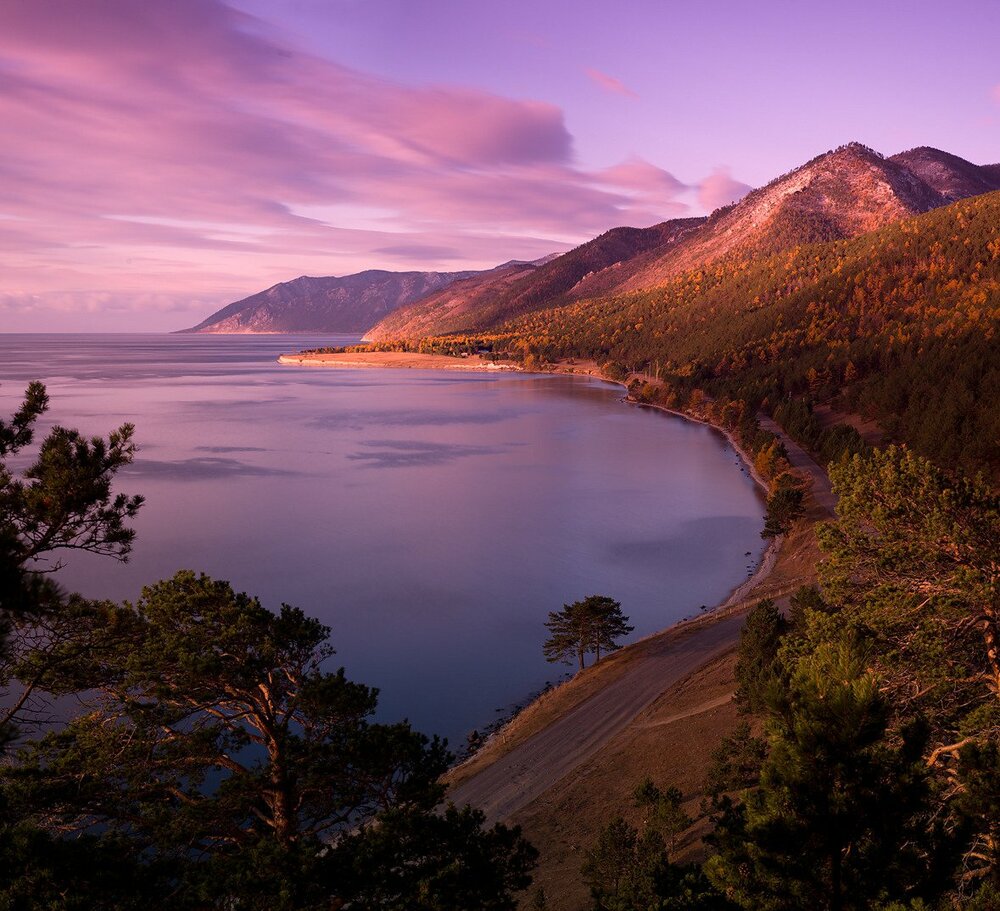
589, 596, 634, 662
819, 447, 1000, 883
543, 596, 633, 670
634, 778, 692, 853
1, 381, 142, 747
3, 571, 539, 909
733, 600, 786, 714
582, 817, 667, 911
707, 640, 931, 911
787, 584, 827, 635
760, 478, 805, 539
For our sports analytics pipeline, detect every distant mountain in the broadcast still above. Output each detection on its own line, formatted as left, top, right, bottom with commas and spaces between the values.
889, 146, 1000, 201
366, 219, 704, 340
181, 270, 481, 334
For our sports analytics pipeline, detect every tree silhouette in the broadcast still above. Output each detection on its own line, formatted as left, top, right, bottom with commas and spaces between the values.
543, 595, 633, 670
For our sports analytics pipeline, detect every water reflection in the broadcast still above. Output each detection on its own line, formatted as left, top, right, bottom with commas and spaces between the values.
0, 334, 767, 743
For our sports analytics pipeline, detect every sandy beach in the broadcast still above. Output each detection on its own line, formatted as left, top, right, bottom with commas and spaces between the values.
277, 350, 517, 370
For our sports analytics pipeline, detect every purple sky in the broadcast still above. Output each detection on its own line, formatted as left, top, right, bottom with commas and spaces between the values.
2, 0, 999, 331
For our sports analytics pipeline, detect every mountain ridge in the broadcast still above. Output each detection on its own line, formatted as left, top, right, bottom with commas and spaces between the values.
364, 218, 705, 341
367, 143, 1000, 339
182, 143, 1000, 338
180, 269, 482, 334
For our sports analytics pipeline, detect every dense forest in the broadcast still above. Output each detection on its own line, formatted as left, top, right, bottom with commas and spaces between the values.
457, 191, 1000, 474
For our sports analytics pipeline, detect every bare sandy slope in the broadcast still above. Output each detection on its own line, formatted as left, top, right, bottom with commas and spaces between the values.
277, 351, 515, 370
511, 649, 745, 910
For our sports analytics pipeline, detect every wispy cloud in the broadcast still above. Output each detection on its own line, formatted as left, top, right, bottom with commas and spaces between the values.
697, 167, 752, 211
0, 1, 738, 328
592, 157, 690, 223
585, 67, 639, 99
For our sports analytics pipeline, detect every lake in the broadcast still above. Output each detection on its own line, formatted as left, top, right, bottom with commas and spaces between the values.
0, 334, 767, 744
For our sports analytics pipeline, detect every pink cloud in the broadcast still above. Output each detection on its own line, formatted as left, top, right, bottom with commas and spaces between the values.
697, 167, 752, 211
598, 157, 688, 197
591, 157, 690, 223
585, 68, 639, 99
0, 1, 691, 329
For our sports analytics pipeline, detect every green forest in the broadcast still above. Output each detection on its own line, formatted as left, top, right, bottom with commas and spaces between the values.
460, 191, 1000, 474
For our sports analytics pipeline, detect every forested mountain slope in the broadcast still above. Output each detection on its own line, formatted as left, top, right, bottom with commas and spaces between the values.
482, 191, 1000, 472
365, 220, 704, 340
369, 144, 998, 341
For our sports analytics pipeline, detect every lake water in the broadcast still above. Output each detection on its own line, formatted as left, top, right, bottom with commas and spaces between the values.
0, 334, 767, 744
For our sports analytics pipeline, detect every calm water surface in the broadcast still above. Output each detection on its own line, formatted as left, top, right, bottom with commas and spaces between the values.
0, 334, 766, 743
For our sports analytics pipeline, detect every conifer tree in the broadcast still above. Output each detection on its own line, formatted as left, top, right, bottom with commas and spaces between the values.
707, 640, 931, 911
634, 778, 692, 853
543, 595, 633, 670
1, 381, 142, 746
4, 571, 538, 909
760, 478, 805, 539
819, 446, 1000, 883
733, 599, 786, 714
582, 817, 667, 911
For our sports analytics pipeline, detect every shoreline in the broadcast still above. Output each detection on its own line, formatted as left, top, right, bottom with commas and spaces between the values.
277, 348, 779, 627
447, 383, 781, 771
276, 351, 517, 371
549, 365, 777, 617
283, 349, 785, 768
624, 397, 777, 613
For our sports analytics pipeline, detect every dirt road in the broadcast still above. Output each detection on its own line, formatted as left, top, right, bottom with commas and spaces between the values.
448, 415, 836, 825
757, 415, 837, 516
447, 613, 744, 824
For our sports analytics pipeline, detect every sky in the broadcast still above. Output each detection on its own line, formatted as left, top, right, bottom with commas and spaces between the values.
1, 0, 999, 332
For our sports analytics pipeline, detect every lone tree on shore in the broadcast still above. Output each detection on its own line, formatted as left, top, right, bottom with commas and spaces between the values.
543, 595, 633, 671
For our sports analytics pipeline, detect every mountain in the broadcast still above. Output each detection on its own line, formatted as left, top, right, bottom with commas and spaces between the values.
365, 219, 705, 340
181, 269, 481, 334
487, 190, 1000, 472
889, 146, 1000, 201
369, 143, 1000, 341
613, 142, 949, 292
185, 143, 1000, 339
363, 260, 541, 341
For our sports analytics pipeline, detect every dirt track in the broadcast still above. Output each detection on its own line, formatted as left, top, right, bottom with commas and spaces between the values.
758, 415, 836, 516
447, 613, 744, 824
449, 414, 835, 825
